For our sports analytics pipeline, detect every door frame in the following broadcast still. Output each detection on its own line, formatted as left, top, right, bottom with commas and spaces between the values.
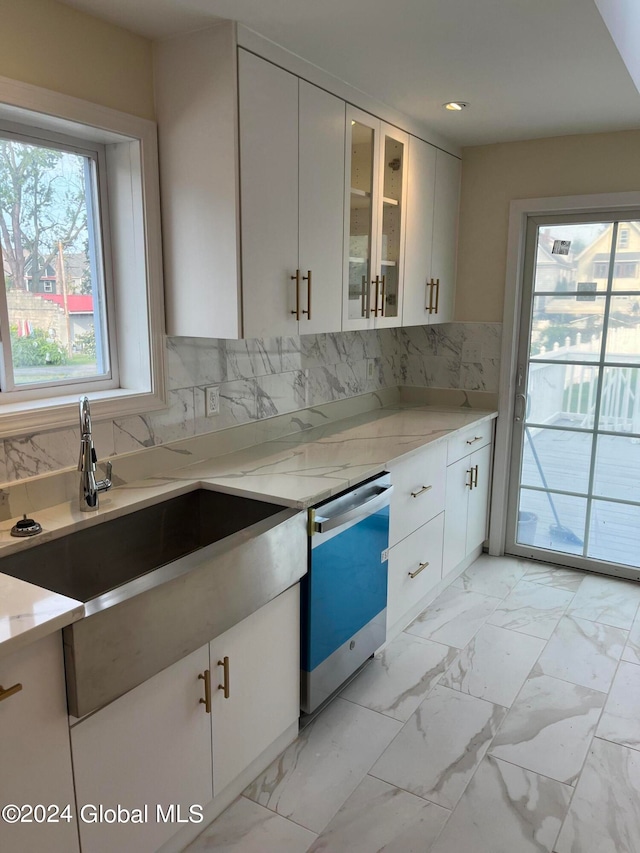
488, 191, 640, 580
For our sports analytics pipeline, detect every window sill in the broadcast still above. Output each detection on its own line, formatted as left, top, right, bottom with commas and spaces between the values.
0, 387, 167, 440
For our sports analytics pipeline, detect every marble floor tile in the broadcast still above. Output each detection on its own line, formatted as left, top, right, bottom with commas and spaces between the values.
489, 672, 606, 785
405, 586, 501, 649
536, 615, 627, 693
429, 755, 572, 853
452, 553, 528, 598
370, 684, 507, 809
243, 698, 402, 833
487, 580, 574, 640
185, 797, 316, 852
341, 633, 458, 722
622, 616, 640, 665
522, 564, 585, 593
568, 574, 640, 630
308, 775, 450, 853
440, 623, 545, 707
596, 661, 640, 750
555, 737, 640, 853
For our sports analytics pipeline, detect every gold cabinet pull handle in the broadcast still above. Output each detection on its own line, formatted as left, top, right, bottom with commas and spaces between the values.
361, 275, 367, 318
426, 279, 433, 313
472, 465, 479, 489
410, 484, 432, 498
0, 683, 22, 703
434, 278, 440, 315
409, 561, 429, 579
198, 670, 211, 714
302, 270, 312, 320
466, 436, 483, 445
290, 269, 301, 320
218, 656, 230, 699
370, 275, 380, 316
466, 469, 474, 489
380, 274, 386, 317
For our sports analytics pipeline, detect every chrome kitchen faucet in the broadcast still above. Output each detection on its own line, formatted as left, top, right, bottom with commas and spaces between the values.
78, 396, 112, 511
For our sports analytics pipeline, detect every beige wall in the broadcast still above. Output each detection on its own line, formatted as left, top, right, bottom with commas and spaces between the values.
456, 129, 640, 323
0, 0, 154, 119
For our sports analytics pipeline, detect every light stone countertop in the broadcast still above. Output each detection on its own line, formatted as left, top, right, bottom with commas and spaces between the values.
0, 400, 497, 659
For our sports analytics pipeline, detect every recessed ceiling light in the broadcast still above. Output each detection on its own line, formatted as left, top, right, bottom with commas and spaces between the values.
443, 102, 469, 111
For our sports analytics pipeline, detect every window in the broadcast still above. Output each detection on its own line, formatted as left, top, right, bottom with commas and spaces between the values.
0, 77, 166, 437
0, 130, 112, 391
619, 228, 630, 248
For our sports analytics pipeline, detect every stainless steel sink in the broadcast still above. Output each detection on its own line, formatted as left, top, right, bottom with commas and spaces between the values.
0, 488, 307, 717
0, 489, 290, 602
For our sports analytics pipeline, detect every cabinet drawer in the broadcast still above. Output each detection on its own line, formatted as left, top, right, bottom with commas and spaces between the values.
447, 420, 493, 465
387, 512, 444, 631
389, 442, 446, 546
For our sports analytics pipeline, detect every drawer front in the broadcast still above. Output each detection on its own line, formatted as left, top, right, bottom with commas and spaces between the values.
387, 512, 444, 631
446, 420, 493, 466
389, 442, 446, 546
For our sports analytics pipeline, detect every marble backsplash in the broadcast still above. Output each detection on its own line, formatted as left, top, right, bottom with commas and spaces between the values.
0, 322, 501, 486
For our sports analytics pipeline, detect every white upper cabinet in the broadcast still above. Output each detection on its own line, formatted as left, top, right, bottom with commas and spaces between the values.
238, 51, 300, 339
156, 22, 458, 339
403, 140, 461, 327
156, 26, 344, 339
343, 107, 408, 330
298, 81, 346, 335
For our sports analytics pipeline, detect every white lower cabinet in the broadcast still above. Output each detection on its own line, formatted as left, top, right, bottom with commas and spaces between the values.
443, 441, 493, 577
71, 646, 213, 853
0, 633, 79, 853
70, 587, 301, 853
387, 512, 444, 630
209, 585, 300, 795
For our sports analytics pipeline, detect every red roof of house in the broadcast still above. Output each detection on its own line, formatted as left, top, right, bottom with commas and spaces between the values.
35, 293, 93, 313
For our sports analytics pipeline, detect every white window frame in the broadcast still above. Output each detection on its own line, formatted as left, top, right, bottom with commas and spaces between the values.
489, 191, 640, 561
0, 75, 166, 438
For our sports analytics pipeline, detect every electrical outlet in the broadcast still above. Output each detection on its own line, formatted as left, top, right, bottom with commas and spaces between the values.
366, 358, 376, 380
204, 385, 220, 417
461, 343, 482, 364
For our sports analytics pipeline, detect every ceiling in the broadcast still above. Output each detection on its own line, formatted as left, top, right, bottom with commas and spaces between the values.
59, 0, 640, 147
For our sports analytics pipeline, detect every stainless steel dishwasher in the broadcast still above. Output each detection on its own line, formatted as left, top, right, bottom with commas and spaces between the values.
301, 473, 393, 715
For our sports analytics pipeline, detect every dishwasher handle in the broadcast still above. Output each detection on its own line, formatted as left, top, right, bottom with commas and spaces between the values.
313, 484, 393, 534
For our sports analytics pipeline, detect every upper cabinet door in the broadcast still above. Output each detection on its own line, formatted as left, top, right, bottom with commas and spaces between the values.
343, 106, 379, 331
298, 82, 345, 335
239, 51, 300, 339
374, 123, 408, 328
431, 149, 461, 325
403, 136, 436, 327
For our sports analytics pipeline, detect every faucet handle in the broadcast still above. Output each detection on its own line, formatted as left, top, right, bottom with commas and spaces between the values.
105, 460, 112, 483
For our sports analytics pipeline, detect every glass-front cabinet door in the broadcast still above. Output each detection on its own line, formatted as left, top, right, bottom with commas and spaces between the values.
343, 108, 407, 330
344, 108, 378, 327
376, 124, 407, 327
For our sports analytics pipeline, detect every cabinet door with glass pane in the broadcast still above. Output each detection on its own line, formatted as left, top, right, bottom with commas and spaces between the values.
374, 123, 408, 328
343, 107, 379, 330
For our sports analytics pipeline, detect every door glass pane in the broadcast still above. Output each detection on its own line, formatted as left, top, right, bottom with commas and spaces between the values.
588, 499, 640, 568
380, 135, 404, 319
597, 367, 640, 432
534, 223, 612, 294
512, 214, 640, 573
526, 363, 599, 428
593, 435, 640, 501
530, 294, 605, 362
517, 488, 586, 555
605, 296, 640, 363
611, 222, 640, 292
347, 121, 374, 321
0, 137, 109, 387
521, 427, 592, 494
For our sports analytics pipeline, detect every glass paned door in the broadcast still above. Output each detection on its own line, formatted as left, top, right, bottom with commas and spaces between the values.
379, 133, 404, 320
346, 120, 375, 322
507, 215, 640, 576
